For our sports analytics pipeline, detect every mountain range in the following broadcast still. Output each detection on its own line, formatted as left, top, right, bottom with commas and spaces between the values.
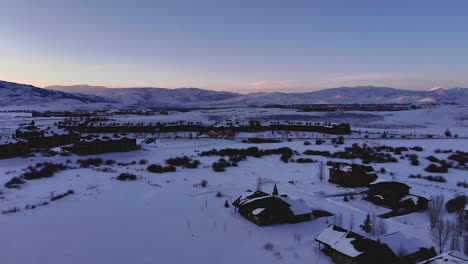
1, 80, 467, 110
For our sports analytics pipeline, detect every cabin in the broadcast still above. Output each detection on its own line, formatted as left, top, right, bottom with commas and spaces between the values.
378, 232, 433, 263
15, 125, 75, 148
329, 163, 377, 187
315, 224, 396, 264
0, 135, 27, 159
363, 181, 429, 211
417, 250, 468, 264
73, 133, 137, 155
232, 190, 312, 226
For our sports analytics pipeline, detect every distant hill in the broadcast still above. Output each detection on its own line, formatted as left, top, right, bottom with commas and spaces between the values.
47, 84, 468, 107
0, 81, 115, 108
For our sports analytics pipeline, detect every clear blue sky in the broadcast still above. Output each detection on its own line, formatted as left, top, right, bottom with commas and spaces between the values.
1, 0, 467, 92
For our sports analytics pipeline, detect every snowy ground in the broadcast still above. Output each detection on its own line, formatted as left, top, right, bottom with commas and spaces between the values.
0, 105, 467, 264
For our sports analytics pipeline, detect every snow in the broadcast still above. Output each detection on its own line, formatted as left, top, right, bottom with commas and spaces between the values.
252, 208, 265, 215
0, 104, 467, 264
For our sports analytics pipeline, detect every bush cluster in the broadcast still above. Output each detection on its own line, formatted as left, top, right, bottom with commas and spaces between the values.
78, 158, 103, 168
147, 164, 176, 173
201, 147, 293, 164
409, 174, 446, 183
445, 195, 467, 213
116, 173, 137, 181
166, 156, 200, 168
23, 163, 67, 180
50, 190, 74, 201
241, 138, 282, 144
424, 164, 449, 173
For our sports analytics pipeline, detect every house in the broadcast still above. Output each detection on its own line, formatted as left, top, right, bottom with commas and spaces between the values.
315, 224, 396, 264
15, 125, 75, 148
232, 190, 312, 226
0, 135, 27, 159
363, 181, 429, 212
418, 250, 468, 264
329, 163, 378, 187
378, 232, 433, 263
73, 133, 137, 155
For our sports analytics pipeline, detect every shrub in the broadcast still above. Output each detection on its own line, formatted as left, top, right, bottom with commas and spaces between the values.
408, 174, 446, 183
50, 190, 74, 201
147, 164, 176, 173
264, 242, 274, 251
23, 163, 67, 180
139, 159, 148, 165
410, 159, 420, 166
445, 195, 467, 213
424, 164, 448, 173
4, 177, 25, 188
315, 139, 325, 145
212, 159, 232, 172
216, 192, 223, 197
116, 173, 137, 181
200, 179, 208, 187
444, 129, 452, 137
426, 155, 440, 163
380, 168, 386, 173
78, 158, 103, 168
105, 159, 116, 165
296, 158, 316, 163
303, 141, 311, 146
410, 146, 423, 151
242, 138, 281, 144
457, 181, 468, 188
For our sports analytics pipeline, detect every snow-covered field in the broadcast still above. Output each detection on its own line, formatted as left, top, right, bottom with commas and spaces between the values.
0, 105, 467, 264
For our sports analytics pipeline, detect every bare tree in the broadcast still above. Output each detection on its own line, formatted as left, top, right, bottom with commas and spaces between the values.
371, 214, 388, 237
318, 161, 325, 182
431, 220, 454, 254
428, 195, 444, 230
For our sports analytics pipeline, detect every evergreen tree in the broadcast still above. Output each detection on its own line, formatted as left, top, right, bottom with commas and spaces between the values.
361, 213, 372, 233
272, 184, 279, 195
343, 196, 349, 202
224, 200, 230, 208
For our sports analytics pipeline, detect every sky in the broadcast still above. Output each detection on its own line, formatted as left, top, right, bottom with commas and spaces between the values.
1, 0, 468, 93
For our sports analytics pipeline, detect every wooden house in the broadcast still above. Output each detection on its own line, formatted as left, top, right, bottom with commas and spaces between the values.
73, 133, 137, 155
0, 136, 27, 159
15, 125, 75, 148
329, 163, 377, 187
232, 190, 312, 226
315, 224, 396, 264
363, 181, 429, 212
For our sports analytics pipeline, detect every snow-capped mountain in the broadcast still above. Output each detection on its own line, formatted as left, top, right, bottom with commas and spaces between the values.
46, 85, 239, 108
0, 81, 115, 108
47, 84, 468, 107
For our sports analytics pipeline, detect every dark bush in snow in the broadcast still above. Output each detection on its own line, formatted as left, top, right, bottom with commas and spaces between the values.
212, 159, 232, 172
116, 173, 137, 181
445, 195, 467, 213
23, 163, 67, 180
303, 141, 311, 146
410, 159, 420, 166
296, 158, 316, 163
78, 158, 103, 168
139, 159, 148, 165
457, 181, 468, 188
166, 156, 200, 168
105, 159, 116, 165
50, 190, 74, 201
4, 177, 26, 188
242, 138, 281, 144
147, 164, 176, 173
426, 155, 440, 163
410, 146, 423, 151
315, 139, 325, 145
200, 179, 208, 187
424, 164, 448, 173
408, 174, 446, 183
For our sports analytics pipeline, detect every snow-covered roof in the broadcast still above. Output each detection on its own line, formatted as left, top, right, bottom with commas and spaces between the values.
79, 133, 131, 143
418, 250, 468, 264
315, 225, 367, 258
276, 196, 312, 215
379, 232, 427, 256
43, 127, 70, 137
315, 224, 347, 246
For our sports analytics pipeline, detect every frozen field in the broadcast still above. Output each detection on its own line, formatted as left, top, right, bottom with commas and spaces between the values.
0, 105, 467, 264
